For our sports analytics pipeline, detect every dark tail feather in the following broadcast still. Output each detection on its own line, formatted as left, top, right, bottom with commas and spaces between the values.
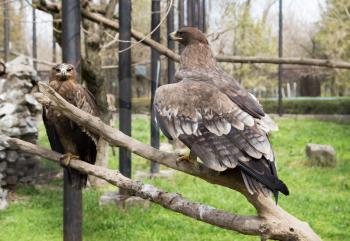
65, 167, 87, 190
238, 161, 289, 200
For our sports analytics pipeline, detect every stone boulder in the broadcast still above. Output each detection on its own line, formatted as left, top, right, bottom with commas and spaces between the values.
306, 144, 336, 167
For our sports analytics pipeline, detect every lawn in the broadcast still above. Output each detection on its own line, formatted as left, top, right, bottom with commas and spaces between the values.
0, 117, 349, 241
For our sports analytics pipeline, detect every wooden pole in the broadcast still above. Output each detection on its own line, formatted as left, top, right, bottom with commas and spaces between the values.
61, 0, 82, 240
118, 0, 132, 189
278, 0, 283, 116
3, 1, 10, 62
150, 0, 161, 174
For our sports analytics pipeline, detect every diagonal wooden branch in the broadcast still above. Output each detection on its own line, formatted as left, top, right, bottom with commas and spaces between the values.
0, 135, 263, 236
34, 82, 322, 241
34, 0, 350, 69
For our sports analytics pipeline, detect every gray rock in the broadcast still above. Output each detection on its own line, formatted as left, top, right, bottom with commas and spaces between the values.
0, 162, 7, 172
306, 144, 336, 167
6, 168, 15, 175
6, 151, 18, 163
99, 191, 127, 208
99, 192, 150, 209
7, 127, 21, 137
5, 175, 17, 185
0, 188, 8, 210
0, 152, 6, 159
5, 90, 23, 102
0, 103, 16, 116
0, 115, 18, 129
25, 94, 42, 111
124, 196, 150, 209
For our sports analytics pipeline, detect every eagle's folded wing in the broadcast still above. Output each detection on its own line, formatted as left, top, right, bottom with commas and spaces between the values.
155, 80, 288, 197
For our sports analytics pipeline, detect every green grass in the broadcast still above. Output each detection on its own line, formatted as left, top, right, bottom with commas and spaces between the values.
0, 117, 349, 241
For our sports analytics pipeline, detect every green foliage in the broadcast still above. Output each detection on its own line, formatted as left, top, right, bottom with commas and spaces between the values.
314, 0, 350, 95
0, 118, 349, 240
261, 97, 350, 114
217, 0, 278, 93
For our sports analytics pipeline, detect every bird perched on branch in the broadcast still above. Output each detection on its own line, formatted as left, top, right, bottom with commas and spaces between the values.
43, 63, 99, 189
155, 27, 289, 200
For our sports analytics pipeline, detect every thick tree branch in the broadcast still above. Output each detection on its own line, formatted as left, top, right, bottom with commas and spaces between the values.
0, 135, 263, 236
34, 0, 350, 69
33, 82, 322, 240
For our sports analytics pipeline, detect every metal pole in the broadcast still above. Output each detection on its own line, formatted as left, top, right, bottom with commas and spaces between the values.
32, 6, 37, 70
118, 0, 132, 188
61, 0, 82, 240
192, 0, 199, 28
278, 0, 283, 116
3, 1, 10, 62
167, 0, 175, 83
187, 0, 193, 26
178, 0, 184, 53
53, 34, 57, 63
150, 0, 161, 174
201, 0, 206, 32
198, 0, 203, 31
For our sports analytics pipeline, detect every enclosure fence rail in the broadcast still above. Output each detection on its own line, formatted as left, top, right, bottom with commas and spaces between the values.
33, 0, 350, 70
26, 82, 322, 241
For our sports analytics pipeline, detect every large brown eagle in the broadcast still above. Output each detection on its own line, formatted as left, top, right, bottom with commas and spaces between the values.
43, 63, 98, 189
155, 27, 289, 200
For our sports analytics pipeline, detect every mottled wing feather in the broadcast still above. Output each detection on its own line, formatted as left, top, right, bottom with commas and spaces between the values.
175, 69, 265, 119
70, 85, 99, 144
42, 108, 64, 153
155, 79, 289, 196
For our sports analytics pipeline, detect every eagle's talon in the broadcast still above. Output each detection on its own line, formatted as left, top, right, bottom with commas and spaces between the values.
176, 152, 198, 167
60, 153, 79, 166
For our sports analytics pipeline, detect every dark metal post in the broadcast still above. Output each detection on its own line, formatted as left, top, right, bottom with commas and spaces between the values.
118, 0, 132, 186
178, 0, 184, 53
278, 0, 283, 116
3, 1, 10, 62
32, 7, 37, 70
167, 0, 175, 83
201, 0, 206, 32
61, 1, 82, 241
53, 34, 57, 63
150, 0, 161, 174
187, 0, 193, 26
192, 0, 199, 28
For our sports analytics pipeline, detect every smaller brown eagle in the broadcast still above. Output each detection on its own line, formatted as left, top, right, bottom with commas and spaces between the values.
155, 27, 289, 200
43, 63, 98, 189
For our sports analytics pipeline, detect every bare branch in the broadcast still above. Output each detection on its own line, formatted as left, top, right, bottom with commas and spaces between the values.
1, 135, 263, 236
32, 82, 322, 241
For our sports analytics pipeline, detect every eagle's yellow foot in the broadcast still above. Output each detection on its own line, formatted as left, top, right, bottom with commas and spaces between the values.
176, 151, 198, 166
60, 153, 79, 166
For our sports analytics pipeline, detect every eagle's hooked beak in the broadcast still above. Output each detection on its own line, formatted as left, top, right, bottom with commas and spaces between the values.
58, 70, 68, 81
169, 31, 182, 41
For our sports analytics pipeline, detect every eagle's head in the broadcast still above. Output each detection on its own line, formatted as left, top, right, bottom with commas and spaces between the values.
50, 63, 76, 82
169, 27, 208, 46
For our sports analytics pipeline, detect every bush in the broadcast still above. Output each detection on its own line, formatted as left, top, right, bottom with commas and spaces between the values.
260, 97, 350, 114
